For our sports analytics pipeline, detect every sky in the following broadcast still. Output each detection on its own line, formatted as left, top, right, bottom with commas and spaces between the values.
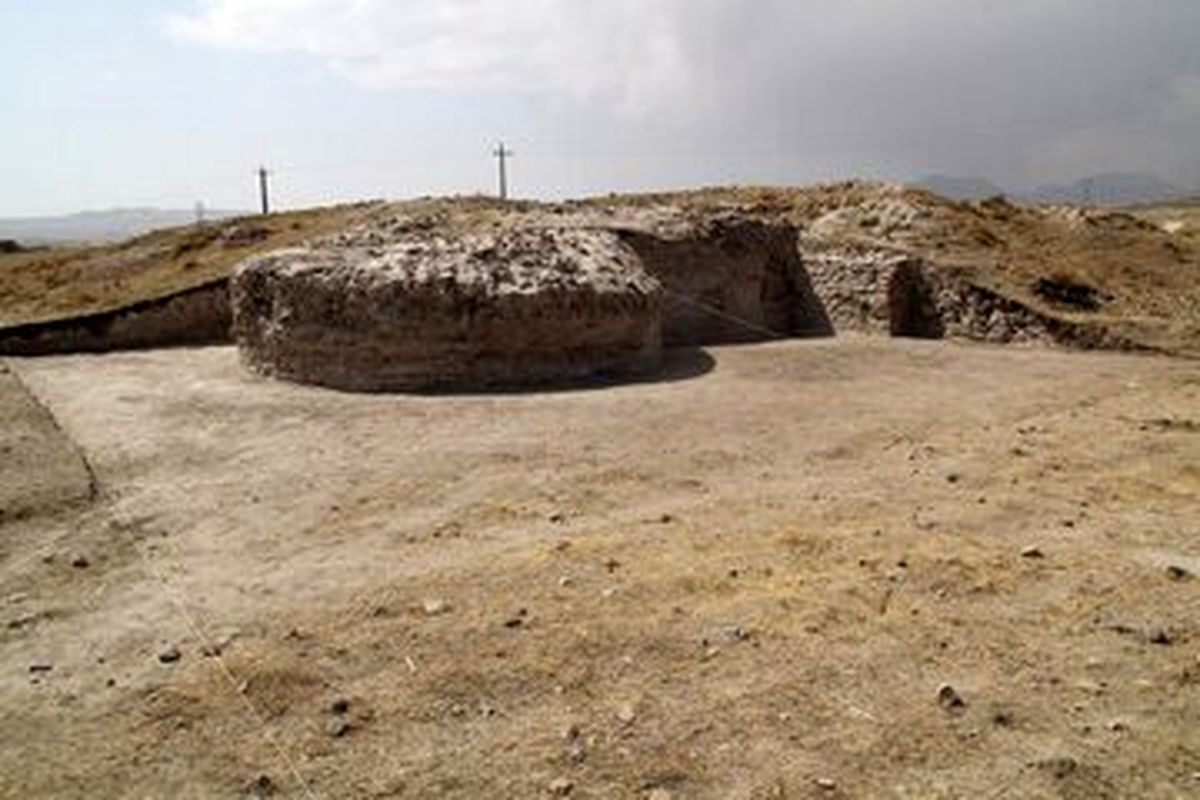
2, 0, 1199, 216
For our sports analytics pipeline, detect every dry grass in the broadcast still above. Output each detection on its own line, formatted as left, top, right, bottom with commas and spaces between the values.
0, 204, 377, 327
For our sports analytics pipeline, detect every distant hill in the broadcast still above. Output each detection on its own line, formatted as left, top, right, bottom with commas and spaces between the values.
1022, 172, 1190, 206
0, 207, 248, 245
1023, 173, 1189, 206
912, 172, 1191, 207
914, 175, 1009, 201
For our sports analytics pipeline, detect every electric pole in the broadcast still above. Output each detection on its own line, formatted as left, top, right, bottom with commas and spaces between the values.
257, 166, 271, 215
194, 201, 206, 225
493, 142, 513, 200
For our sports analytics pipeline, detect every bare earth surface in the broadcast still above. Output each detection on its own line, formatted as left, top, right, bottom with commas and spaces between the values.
2, 338, 1199, 799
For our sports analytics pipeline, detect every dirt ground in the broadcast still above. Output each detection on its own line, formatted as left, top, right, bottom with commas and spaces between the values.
2, 337, 1198, 799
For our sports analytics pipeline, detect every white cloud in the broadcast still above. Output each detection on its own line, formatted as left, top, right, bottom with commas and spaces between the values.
166, 0, 696, 110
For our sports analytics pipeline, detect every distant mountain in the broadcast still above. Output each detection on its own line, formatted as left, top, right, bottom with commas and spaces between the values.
1021, 173, 1189, 206
0, 207, 248, 245
913, 174, 1009, 201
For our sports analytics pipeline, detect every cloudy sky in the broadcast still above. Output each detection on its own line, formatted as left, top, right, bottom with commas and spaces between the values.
2, 0, 1199, 215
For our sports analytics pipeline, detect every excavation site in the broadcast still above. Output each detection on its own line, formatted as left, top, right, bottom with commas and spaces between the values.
1, 184, 1198, 800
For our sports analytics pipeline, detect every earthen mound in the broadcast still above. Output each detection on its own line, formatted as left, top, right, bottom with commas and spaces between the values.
232, 226, 663, 392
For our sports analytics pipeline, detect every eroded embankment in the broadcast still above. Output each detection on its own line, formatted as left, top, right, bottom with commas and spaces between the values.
0, 363, 95, 521
0, 281, 230, 356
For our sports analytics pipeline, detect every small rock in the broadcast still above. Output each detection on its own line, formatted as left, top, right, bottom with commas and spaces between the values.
70, 555, 90, 569
330, 697, 350, 715
1166, 565, 1193, 582
422, 598, 451, 616
646, 790, 673, 800
814, 777, 837, 791
158, 646, 182, 664
946, 473, 962, 484
28, 663, 53, 674
244, 774, 275, 799
603, 558, 621, 573
557, 576, 574, 588
616, 702, 638, 725
991, 710, 1015, 727
1037, 757, 1078, 780
201, 633, 236, 658
548, 777, 574, 796
563, 723, 582, 741
326, 717, 352, 738
1150, 629, 1174, 646
937, 684, 966, 711
658, 514, 675, 524
504, 609, 528, 629
1020, 546, 1045, 560
568, 740, 588, 764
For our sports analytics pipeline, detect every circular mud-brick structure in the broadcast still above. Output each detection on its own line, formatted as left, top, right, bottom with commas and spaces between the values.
232, 226, 663, 392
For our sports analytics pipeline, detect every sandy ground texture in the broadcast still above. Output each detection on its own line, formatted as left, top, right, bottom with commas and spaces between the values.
1, 337, 1198, 799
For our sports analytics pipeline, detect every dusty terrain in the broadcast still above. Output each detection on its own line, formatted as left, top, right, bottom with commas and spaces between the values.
2, 336, 1198, 798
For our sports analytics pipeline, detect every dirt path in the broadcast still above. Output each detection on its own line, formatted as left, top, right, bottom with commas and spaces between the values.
2, 338, 1198, 798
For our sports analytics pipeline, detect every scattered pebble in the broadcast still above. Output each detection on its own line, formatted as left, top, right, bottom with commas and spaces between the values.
422, 598, 451, 617
244, 774, 275, 799
557, 576, 574, 588
157, 646, 182, 664
616, 702, 638, 725
548, 777, 574, 796
937, 684, 966, 712
815, 777, 838, 791
646, 789, 673, 800
326, 717, 351, 738
1020, 546, 1045, 560
728, 626, 751, 643
603, 558, 621, 573
201, 634, 237, 658
330, 698, 350, 715
504, 608, 528, 629
1149, 629, 1174, 646
1167, 565, 1193, 582
70, 555, 90, 569
28, 663, 53, 674
549, 512, 566, 525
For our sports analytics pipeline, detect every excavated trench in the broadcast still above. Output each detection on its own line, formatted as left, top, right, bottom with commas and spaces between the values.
887, 262, 946, 339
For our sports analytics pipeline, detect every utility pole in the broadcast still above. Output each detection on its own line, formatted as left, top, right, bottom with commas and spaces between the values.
493, 142, 513, 200
194, 201, 206, 225
257, 166, 271, 215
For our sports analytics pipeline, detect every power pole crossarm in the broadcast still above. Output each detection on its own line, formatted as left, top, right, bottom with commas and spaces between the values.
493, 143, 513, 201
